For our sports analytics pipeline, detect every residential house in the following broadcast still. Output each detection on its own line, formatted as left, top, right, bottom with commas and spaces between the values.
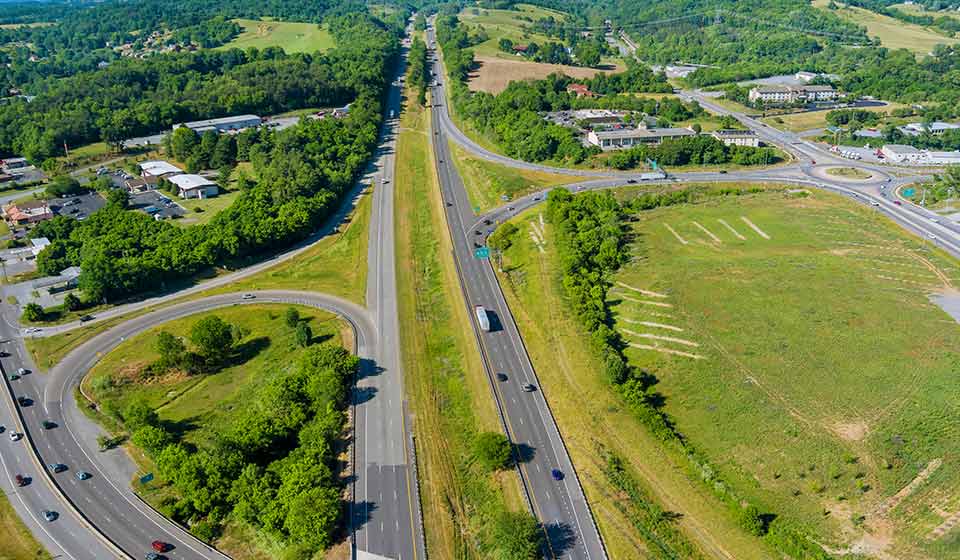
566, 84, 598, 98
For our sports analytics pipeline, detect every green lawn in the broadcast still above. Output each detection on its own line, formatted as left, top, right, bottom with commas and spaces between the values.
175, 189, 240, 226
459, 3, 569, 59
0, 494, 50, 560
812, 0, 960, 56
612, 190, 960, 558
395, 89, 524, 558
83, 304, 346, 449
761, 101, 910, 133
218, 19, 335, 54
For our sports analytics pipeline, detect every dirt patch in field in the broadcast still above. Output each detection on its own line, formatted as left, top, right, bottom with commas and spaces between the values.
832, 420, 869, 442
467, 55, 619, 93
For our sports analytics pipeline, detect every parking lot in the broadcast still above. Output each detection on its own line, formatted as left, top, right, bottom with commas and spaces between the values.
130, 189, 185, 219
49, 192, 106, 221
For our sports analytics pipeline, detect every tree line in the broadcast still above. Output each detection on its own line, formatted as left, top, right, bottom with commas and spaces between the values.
607, 135, 782, 170
29, 13, 401, 304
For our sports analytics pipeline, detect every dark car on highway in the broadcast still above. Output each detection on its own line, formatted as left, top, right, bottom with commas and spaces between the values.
42, 510, 58, 522
15, 474, 27, 487
49, 463, 67, 473
551, 469, 564, 481
496, 372, 508, 382
151, 541, 171, 552
16, 396, 31, 406
42, 420, 57, 430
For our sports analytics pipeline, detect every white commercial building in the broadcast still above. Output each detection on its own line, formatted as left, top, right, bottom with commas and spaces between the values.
139, 160, 183, 178
748, 84, 838, 105
711, 129, 760, 147
899, 121, 960, 136
167, 174, 219, 199
881, 144, 923, 163
587, 127, 695, 151
922, 151, 960, 165
173, 114, 262, 134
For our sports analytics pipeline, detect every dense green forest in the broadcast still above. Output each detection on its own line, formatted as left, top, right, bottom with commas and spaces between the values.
29, 13, 401, 303
0, 0, 372, 90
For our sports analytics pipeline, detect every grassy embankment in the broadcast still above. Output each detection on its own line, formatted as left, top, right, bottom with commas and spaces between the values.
812, 0, 960, 56
826, 167, 873, 179
218, 19, 335, 54
496, 186, 960, 559
26, 187, 371, 368
761, 101, 911, 134
0, 495, 51, 560
81, 304, 347, 560
447, 142, 594, 211
395, 89, 525, 557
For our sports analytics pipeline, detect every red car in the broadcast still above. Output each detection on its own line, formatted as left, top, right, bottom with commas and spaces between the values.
15, 474, 27, 487
893, 200, 902, 206
151, 541, 169, 553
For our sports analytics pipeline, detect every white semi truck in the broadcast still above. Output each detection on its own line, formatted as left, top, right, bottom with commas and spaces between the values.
475, 305, 490, 332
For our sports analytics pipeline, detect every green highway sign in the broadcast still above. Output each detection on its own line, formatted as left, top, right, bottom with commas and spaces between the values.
903, 188, 915, 197
474, 247, 490, 259
140, 473, 154, 484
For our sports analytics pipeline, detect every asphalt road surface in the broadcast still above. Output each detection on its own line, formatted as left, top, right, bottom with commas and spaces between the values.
426, 25, 607, 560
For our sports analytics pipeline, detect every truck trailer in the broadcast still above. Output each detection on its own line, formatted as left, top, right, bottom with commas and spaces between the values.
475, 305, 490, 332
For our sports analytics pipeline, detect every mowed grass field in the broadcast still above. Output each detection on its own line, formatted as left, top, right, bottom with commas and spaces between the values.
812, 0, 960, 56
459, 3, 568, 59
761, 101, 910, 133
612, 190, 960, 558
448, 141, 595, 211
0, 495, 50, 560
218, 19, 335, 54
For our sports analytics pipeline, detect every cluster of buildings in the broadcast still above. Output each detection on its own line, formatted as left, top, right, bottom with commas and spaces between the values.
748, 84, 839, 105
880, 144, 960, 165
112, 30, 198, 60
898, 121, 960, 137
543, 109, 760, 151
138, 160, 220, 199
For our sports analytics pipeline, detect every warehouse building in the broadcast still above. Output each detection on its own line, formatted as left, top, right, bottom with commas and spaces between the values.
587, 127, 695, 150
167, 174, 219, 199
173, 114, 262, 134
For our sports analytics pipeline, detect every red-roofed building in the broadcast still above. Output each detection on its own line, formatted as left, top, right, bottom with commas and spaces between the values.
566, 83, 598, 98
4, 199, 52, 225
512, 44, 528, 54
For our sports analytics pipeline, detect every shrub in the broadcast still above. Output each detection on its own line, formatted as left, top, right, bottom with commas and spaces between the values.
474, 431, 513, 471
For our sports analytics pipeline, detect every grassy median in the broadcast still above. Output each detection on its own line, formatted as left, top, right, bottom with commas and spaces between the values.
0, 495, 50, 560
394, 91, 526, 557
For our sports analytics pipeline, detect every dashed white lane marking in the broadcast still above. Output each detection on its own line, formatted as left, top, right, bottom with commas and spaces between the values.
718, 218, 746, 240
664, 224, 688, 245
740, 216, 770, 239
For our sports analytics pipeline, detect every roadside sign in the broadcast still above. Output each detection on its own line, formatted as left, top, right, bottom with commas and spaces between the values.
474, 247, 490, 259
903, 188, 915, 197
473, 206, 480, 213
140, 473, 154, 484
